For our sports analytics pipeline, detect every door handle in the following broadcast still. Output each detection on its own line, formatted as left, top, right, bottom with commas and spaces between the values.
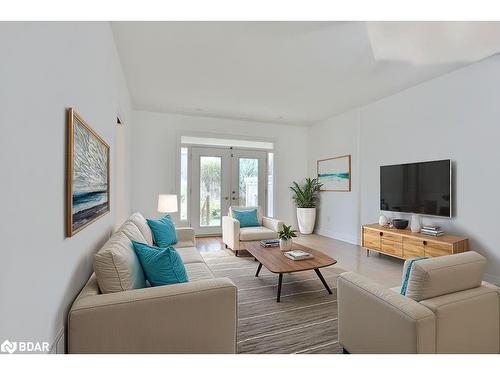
224, 197, 229, 200
232, 197, 237, 200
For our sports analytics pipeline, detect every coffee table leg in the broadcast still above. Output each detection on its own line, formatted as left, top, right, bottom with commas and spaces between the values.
277, 273, 283, 302
314, 269, 332, 295
255, 262, 262, 277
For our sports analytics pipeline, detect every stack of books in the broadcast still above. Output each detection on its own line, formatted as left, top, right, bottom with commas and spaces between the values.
284, 250, 314, 261
421, 225, 444, 237
260, 239, 280, 247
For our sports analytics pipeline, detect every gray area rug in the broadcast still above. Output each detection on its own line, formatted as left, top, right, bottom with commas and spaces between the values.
202, 249, 345, 354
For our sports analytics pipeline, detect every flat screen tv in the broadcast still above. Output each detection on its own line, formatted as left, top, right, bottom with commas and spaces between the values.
380, 159, 452, 217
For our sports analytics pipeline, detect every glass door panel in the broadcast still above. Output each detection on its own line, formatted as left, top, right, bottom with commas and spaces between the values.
191, 147, 231, 235
231, 150, 267, 210
238, 158, 259, 206
199, 156, 221, 227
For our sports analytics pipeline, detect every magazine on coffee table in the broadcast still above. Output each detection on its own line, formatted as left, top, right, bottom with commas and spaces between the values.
284, 250, 314, 261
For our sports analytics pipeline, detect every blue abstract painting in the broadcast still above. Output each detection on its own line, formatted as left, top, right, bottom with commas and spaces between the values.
67, 109, 110, 236
317, 155, 351, 192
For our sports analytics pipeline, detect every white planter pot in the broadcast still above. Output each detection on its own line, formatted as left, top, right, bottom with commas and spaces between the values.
297, 207, 316, 234
279, 238, 293, 251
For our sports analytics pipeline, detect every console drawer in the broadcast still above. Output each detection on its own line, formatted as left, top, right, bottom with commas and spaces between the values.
403, 237, 425, 258
382, 232, 402, 243
381, 238, 403, 258
363, 229, 381, 250
425, 241, 453, 257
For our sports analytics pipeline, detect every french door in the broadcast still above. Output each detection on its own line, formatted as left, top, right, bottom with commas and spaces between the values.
191, 147, 267, 235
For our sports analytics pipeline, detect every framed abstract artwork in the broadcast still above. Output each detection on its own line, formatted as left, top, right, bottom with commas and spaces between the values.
317, 154, 351, 192
66, 108, 110, 237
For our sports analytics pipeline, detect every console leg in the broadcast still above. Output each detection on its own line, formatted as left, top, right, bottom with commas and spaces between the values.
235, 250, 239, 257
342, 347, 350, 354
366, 249, 369, 256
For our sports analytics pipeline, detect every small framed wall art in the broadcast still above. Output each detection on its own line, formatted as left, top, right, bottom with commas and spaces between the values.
66, 108, 110, 237
317, 154, 351, 192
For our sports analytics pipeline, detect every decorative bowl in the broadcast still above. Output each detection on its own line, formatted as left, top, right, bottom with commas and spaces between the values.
392, 219, 409, 230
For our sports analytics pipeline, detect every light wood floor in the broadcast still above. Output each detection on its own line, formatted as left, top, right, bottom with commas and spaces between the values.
196, 234, 404, 288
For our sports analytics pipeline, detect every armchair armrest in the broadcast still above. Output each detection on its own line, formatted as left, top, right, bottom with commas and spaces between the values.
222, 216, 240, 250
337, 272, 436, 353
68, 275, 237, 353
175, 227, 196, 247
262, 216, 283, 232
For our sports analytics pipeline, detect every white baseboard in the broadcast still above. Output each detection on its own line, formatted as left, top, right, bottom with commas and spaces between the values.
316, 227, 360, 246
484, 273, 500, 286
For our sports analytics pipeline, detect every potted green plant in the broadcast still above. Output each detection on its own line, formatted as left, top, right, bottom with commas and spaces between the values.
278, 224, 297, 251
290, 177, 323, 234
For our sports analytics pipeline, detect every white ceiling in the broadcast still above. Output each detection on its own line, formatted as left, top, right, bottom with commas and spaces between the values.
111, 22, 500, 125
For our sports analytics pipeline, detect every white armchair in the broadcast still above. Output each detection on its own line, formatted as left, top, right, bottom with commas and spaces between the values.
337, 251, 500, 353
222, 206, 283, 256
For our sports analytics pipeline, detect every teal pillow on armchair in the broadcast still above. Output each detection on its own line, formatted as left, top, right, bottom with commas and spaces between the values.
146, 214, 178, 247
131, 241, 188, 286
232, 208, 260, 228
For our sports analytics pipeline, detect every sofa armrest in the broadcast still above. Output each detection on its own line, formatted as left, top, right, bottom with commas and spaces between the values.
222, 216, 240, 250
419, 284, 500, 353
262, 216, 284, 233
338, 272, 436, 353
68, 275, 237, 353
176, 227, 196, 247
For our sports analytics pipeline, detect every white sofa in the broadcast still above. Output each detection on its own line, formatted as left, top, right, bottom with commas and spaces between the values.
68, 212, 237, 354
222, 206, 283, 256
338, 251, 500, 353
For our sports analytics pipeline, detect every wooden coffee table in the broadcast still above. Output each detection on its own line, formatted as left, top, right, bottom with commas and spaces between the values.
245, 241, 337, 302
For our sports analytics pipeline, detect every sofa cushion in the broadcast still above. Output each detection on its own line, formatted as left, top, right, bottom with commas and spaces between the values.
147, 214, 178, 247
184, 263, 214, 282
129, 212, 153, 245
405, 251, 486, 301
176, 246, 204, 264
94, 231, 147, 294
118, 219, 148, 244
239, 226, 277, 241
132, 241, 188, 286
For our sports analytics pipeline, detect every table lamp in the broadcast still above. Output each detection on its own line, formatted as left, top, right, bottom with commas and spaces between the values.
157, 194, 178, 214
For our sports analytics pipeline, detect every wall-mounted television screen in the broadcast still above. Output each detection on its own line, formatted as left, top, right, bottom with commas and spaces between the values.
380, 159, 452, 217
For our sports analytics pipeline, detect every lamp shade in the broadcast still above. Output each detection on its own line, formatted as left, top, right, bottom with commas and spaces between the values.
157, 194, 178, 213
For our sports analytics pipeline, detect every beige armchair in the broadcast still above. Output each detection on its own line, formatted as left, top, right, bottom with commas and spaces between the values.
337, 251, 500, 353
222, 206, 283, 256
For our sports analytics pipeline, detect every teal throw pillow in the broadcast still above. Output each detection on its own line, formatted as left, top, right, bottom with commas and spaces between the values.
400, 256, 427, 295
232, 208, 260, 228
131, 241, 188, 286
147, 214, 177, 247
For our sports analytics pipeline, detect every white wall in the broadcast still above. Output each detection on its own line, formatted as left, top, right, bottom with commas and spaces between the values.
308, 110, 361, 244
308, 55, 500, 283
131, 111, 309, 226
0, 22, 133, 351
